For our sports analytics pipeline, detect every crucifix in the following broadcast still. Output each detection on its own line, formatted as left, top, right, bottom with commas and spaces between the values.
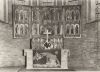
43, 29, 52, 49
44, 29, 51, 43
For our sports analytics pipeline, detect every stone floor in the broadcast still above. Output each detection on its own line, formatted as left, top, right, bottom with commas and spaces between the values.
0, 67, 74, 72
0, 66, 21, 72
0, 66, 98, 72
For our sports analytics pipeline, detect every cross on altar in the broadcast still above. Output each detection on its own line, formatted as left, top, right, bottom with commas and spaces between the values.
44, 29, 51, 43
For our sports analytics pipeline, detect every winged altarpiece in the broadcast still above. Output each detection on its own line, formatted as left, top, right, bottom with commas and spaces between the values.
13, 5, 81, 70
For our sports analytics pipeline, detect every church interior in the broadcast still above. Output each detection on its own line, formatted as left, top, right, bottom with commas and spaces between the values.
0, 0, 99, 72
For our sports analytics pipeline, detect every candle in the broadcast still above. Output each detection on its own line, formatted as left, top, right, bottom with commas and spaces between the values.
56, 0, 57, 6
62, 0, 64, 5
37, 0, 39, 6
37, 24, 39, 35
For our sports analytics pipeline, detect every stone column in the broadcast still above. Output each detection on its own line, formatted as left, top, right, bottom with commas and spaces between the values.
0, 0, 4, 21
4, 0, 8, 23
96, 0, 100, 70
8, 0, 13, 24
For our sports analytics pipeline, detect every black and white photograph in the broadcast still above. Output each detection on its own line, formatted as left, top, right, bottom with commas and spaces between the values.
0, 0, 99, 72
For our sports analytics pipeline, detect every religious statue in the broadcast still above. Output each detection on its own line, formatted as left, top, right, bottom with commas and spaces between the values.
32, 24, 38, 35
75, 24, 79, 34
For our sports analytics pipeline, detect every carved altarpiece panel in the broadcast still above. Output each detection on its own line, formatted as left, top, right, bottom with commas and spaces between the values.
64, 5, 81, 38
31, 7, 64, 50
13, 5, 31, 38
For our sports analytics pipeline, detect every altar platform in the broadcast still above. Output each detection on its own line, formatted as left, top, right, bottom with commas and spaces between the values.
0, 66, 97, 72
18, 67, 75, 72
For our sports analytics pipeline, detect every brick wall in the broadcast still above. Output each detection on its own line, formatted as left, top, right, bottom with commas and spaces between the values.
81, 21, 97, 69
96, 21, 100, 70
0, 23, 30, 67
64, 21, 98, 70
0, 20, 98, 70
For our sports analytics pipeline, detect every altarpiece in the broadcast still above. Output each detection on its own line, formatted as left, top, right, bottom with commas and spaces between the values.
13, 4, 81, 70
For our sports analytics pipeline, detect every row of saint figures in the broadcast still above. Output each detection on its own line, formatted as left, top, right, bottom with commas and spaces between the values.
32, 7, 80, 23
32, 24, 63, 36
14, 6, 81, 24
32, 23, 80, 37
14, 23, 80, 38
14, 0, 80, 6
14, 24, 29, 38
32, 38, 63, 50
